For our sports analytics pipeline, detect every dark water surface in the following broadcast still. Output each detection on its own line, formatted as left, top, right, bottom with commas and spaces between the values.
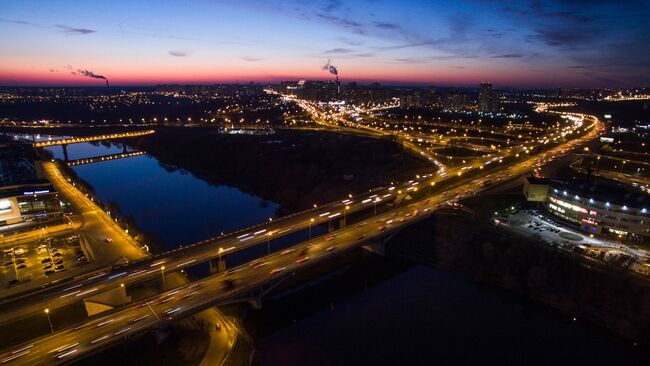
252, 259, 645, 366
39, 137, 279, 250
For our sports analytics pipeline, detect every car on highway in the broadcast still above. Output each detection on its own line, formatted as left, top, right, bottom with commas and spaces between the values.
250, 261, 268, 269
325, 246, 335, 252
105, 237, 113, 243
270, 267, 286, 274
377, 226, 386, 232
296, 256, 309, 264
325, 235, 335, 241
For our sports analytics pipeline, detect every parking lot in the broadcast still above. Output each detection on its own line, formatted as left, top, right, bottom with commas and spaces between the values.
0, 235, 89, 288
495, 209, 650, 276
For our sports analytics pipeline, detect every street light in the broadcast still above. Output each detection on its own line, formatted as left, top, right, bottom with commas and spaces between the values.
44, 308, 53, 334
343, 205, 350, 224
160, 266, 166, 291
309, 218, 314, 240
267, 232, 272, 254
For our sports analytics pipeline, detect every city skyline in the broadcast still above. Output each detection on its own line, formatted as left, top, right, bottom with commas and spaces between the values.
1, 0, 649, 88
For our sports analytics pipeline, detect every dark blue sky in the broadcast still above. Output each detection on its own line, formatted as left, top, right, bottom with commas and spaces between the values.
1, 0, 648, 87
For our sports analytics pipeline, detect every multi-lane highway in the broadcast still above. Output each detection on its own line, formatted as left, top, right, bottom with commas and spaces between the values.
0, 167, 440, 324
0, 161, 519, 366
0, 107, 603, 365
0, 103, 601, 325
0, 99, 604, 364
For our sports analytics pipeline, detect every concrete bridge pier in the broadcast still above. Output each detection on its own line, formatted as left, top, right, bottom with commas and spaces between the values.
208, 257, 227, 274
62, 144, 69, 162
83, 285, 131, 317
247, 297, 263, 310
363, 231, 400, 256
363, 241, 386, 256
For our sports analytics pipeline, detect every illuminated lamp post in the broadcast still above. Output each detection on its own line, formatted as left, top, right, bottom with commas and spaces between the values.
44, 308, 53, 334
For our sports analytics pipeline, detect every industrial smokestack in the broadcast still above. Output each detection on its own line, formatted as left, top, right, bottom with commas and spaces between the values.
75, 69, 109, 86
322, 60, 340, 95
322, 59, 338, 76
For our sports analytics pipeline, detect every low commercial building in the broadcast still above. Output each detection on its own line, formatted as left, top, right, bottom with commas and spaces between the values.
524, 177, 649, 240
0, 181, 63, 229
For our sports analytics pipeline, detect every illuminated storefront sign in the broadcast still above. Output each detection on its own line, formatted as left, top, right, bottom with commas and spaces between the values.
581, 218, 598, 226
608, 228, 628, 235
549, 196, 588, 214
549, 203, 565, 214
22, 190, 50, 195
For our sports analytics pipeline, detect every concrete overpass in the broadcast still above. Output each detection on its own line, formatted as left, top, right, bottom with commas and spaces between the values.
0, 171, 437, 324
0, 171, 490, 366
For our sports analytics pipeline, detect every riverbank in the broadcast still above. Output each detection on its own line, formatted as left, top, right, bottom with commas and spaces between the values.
388, 209, 650, 346
132, 126, 431, 213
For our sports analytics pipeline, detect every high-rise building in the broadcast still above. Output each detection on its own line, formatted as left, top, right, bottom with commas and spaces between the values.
478, 82, 497, 113
444, 89, 470, 111
399, 89, 425, 109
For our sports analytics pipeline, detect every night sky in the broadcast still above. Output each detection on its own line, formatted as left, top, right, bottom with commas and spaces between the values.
1, 0, 648, 88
